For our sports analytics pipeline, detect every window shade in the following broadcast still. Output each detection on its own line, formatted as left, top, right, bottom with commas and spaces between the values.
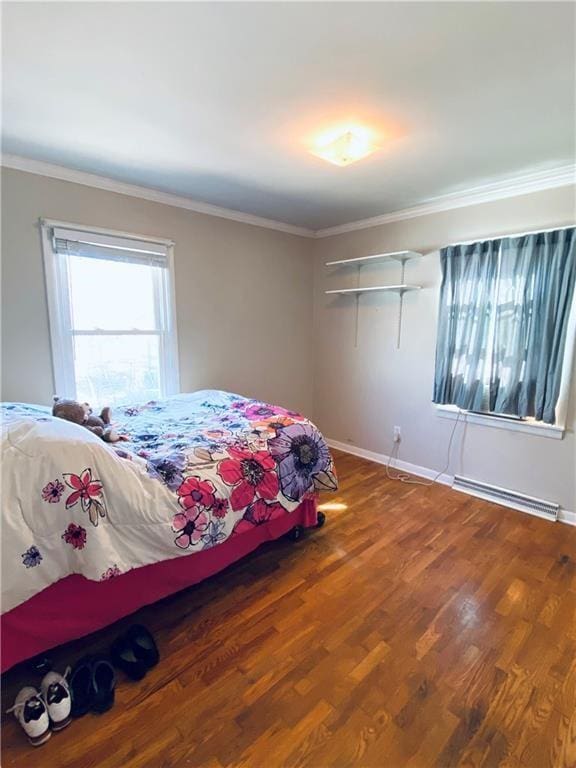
52, 227, 170, 267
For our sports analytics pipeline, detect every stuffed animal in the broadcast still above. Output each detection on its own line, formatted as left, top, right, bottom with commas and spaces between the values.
52, 397, 128, 443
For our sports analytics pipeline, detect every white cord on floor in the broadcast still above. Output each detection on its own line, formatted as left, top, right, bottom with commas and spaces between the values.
385, 408, 465, 486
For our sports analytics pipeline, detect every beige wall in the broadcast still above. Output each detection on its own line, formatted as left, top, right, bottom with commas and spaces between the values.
313, 186, 576, 512
1, 168, 314, 414
3, 167, 575, 512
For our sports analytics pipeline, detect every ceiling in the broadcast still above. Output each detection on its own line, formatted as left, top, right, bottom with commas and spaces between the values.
2, 2, 575, 231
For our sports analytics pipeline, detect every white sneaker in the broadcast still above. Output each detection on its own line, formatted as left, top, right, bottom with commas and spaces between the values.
6, 686, 51, 746
41, 667, 72, 731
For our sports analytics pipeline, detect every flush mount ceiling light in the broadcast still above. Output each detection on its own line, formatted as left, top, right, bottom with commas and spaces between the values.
311, 127, 379, 167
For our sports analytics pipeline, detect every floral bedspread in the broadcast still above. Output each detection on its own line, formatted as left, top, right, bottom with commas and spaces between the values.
1, 391, 336, 613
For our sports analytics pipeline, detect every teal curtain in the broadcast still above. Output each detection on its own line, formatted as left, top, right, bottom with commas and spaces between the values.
433, 239, 501, 412
490, 228, 576, 423
433, 227, 575, 424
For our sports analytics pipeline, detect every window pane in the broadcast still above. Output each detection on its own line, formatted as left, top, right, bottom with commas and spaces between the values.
68, 256, 159, 331
73, 334, 161, 406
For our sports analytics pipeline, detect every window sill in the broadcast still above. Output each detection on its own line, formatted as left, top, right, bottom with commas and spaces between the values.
436, 405, 565, 440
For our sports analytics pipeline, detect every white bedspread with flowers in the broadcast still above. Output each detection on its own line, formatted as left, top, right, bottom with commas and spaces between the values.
1, 391, 336, 613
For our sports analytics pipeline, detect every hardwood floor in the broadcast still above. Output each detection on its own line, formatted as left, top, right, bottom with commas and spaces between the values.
2, 449, 576, 767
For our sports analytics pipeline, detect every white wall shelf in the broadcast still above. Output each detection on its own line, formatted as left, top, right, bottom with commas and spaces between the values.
325, 250, 422, 267
325, 284, 421, 296
324, 251, 423, 348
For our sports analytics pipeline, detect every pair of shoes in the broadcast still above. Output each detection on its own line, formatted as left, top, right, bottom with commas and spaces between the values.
110, 624, 159, 680
7, 669, 72, 746
69, 655, 116, 716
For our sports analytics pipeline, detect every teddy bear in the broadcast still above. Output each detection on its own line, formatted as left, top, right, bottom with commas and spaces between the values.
52, 397, 129, 443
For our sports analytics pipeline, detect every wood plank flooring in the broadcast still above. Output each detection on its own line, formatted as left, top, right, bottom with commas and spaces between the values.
2, 449, 576, 767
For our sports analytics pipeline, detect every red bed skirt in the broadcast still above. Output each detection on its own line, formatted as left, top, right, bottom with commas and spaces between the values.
1, 498, 318, 673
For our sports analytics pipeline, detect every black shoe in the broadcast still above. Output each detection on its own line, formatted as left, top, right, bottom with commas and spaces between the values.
110, 635, 147, 681
126, 625, 159, 670
26, 654, 53, 677
69, 655, 94, 717
90, 655, 116, 714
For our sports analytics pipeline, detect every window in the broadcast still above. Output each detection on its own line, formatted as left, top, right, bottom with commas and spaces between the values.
42, 220, 179, 406
433, 227, 576, 429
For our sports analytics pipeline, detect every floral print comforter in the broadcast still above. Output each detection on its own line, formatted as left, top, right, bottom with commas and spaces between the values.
1, 391, 336, 613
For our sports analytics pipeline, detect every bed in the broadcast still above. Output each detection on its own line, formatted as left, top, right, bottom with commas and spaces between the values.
1, 390, 337, 672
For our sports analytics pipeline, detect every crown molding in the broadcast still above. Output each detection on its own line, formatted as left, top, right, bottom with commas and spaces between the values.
0, 154, 315, 238
2, 153, 574, 240
314, 164, 576, 238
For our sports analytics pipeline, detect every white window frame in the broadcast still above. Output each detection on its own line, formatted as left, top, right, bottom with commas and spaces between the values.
40, 218, 180, 401
436, 405, 566, 440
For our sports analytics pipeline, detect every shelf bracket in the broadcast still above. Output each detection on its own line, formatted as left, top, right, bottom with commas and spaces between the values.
396, 260, 408, 350
397, 291, 405, 350
399, 258, 407, 284
353, 264, 362, 347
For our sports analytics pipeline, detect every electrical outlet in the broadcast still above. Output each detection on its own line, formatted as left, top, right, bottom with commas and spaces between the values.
393, 426, 401, 443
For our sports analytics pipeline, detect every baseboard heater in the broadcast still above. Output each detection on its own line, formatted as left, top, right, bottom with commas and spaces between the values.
452, 475, 560, 522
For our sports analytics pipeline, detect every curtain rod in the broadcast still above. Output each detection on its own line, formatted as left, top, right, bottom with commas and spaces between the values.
446, 223, 575, 249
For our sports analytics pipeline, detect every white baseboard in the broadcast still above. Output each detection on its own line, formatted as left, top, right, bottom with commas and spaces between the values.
325, 438, 453, 486
559, 509, 576, 526
326, 438, 575, 527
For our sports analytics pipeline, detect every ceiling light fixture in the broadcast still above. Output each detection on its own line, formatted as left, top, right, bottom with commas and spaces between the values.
311, 127, 379, 167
